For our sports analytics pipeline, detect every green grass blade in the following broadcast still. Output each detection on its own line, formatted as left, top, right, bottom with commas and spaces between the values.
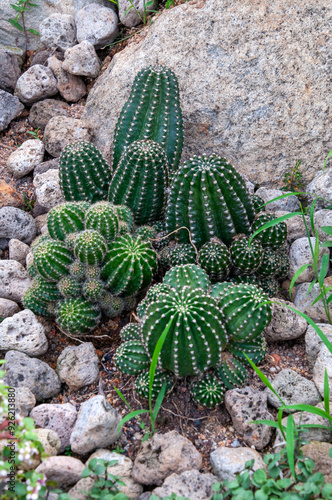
288, 264, 309, 299
244, 354, 285, 405
278, 407, 286, 440
263, 192, 305, 206
314, 233, 320, 264
321, 226, 332, 236
249, 212, 302, 246
323, 149, 332, 173
307, 278, 318, 296
309, 199, 319, 234
249, 420, 285, 430
113, 386, 133, 411
282, 404, 332, 421
286, 415, 296, 479
324, 368, 330, 418
117, 409, 149, 435
152, 381, 167, 422
319, 253, 330, 287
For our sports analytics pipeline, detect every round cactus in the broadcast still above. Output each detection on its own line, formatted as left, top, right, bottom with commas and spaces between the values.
120, 323, 142, 342
230, 236, 263, 274
230, 274, 261, 287
85, 266, 101, 280
69, 260, 85, 281
99, 291, 124, 318
134, 225, 157, 244
227, 334, 267, 365
85, 202, 119, 243
74, 230, 107, 266
27, 262, 38, 279
47, 202, 88, 241
58, 276, 82, 298
83, 279, 104, 301
33, 240, 73, 282
115, 205, 134, 232
137, 283, 172, 320
251, 194, 265, 213
216, 352, 248, 390
101, 234, 157, 297
168, 243, 197, 267
256, 248, 281, 278
56, 297, 101, 335
251, 213, 287, 249
163, 264, 210, 292
123, 295, 138, 312
23, 291, 55, 317
64, 232, 79, 251
258, 277, 279, 297
275, 251, 290, 280
114, 340, 150, 375
191, 372, 225, 408
28, 276, 62, 302
142, 286, 227, 377
135, 369, 174, 400
198, 238, 231, 282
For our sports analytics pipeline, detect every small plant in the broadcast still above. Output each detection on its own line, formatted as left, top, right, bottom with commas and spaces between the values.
165, 0, 175, 8
26, 127, 40, 139
9, 0, 40, 54
124, 0, 158, 25
22, 192, 35, 213
281, 159, 305, 192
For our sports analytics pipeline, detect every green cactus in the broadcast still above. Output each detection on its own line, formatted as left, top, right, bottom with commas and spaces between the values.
163, 264, 210, 292
158, 246, 172, 270
216, 352, 247, 390
256, 248, 281, 278
275, 251, 290, 280
168, 243, 197, 267
230, 274, 261, 287
227, 334, 266, 365
230, 235, 263, 274
191, 372, 225, 408
142, 286, 227, 377
74, 230, 107, 266
69, 260, 86, 280
59, 141, 111, 203
259, 277, 279, 297
211, 283, 271, 342
27, 262, 38, 279
251, 194, 265, 213
23, 291, 56, 317
58, 276, 82, 298
56, 297, 101, 335
47, 202, 88, 241
198, 238, 231, 282
137, 283, 172, 320
83, 279, 104, 301
64, 232, 79, 251
99, 291, 124, 318
114, 340, 150, 375
115, 205, 134, 232
23, 277, 61, 317
251, 213, 287, 248
33, 240, 73, 282
166, 155, 255, 249
101, 234, 157, 297
135, 369, 174, 400
112, 66, 183, 173
109, 140, 169, 225
123, 295, 137, 312
134, 225, 157, 243
120, 323, 142, 342
85, 202, 119, 243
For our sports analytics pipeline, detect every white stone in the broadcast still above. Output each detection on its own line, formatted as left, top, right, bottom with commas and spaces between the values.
40, 14, 77, 51
294, 282, 332, 324
0, 298, 20, 319
307, 168, 332, 209
313, 345, 332, 399
63, 40, 101, 77
118, 0, 157, 28
8, 239, 30, 266
0, 207, 36, 243
264, 299, 307, 342
289, 237, 329, 283
35, 456, 85, 490
47, 55, 86, 103
314, 210, 332, 242
76, 4, 118, 48
43, 116, 92, 157
6, 139, 44, 178
14, 386, 36, 417
305, 323, 332, 370
33, 169, 65, 211
15, 65, 58, 105
255, 188, 300, 213
210, 447, 265, 481
274, 210, 309, 244
0, 309, 48, 356
152, 469, 216, 500
0, 260, 32, 302
56, 342, 99, 391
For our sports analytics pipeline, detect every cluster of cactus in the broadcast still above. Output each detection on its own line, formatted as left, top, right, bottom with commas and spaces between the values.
24, 201, 158, 335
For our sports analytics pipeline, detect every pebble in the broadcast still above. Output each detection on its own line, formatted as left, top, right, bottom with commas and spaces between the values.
118, 0, 157, 27
0, 309, 48, 356
0, 298, 20, 319
6, 139, 45, 178
56, 342, 100, 391
21, 429, 61, 471
33, 169, 65, 211
255, 187, 300, 212
306, 169, 332, 209
210, 446, 265, 481
0, 48, 21, 92
264, 299, 308, 342
314, 209, 332, 242
34, 157, 59, 177
40, 14, 77, 51
305, 323, 332, 369
34, 214, 48, 234
62, 40, 101, 78
47, 55, 87, 103
75, 4, 119, 48
313, 345, 332, 399
151, 469, 217, 500
294, 281, 332, 323
0, 180, 24, 209
35, 456, 85, 490
8, 239, 30, 266
289, 237, 329, 283
15, 65, 58, 105
29, 98, 71, 130
0, 207, 36, 244
0, 260, 32, 302
43, 116, 92, 157
0, 90, 24, 131
13, 385, 36, 417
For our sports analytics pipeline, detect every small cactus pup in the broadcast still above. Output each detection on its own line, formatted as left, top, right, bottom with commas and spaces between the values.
33, 240, 73, 282
23, 278, 61, 317
58, 276, 82, 298
59, 141, 111, 203
112, 65, 183, 173
166, 155, 255, 249
115, 205, 134, 233
85, 202, 119, 243
256, 248, 281, 278
198, 237, 231, 282
163, 264, 210, 292
56, 297, 101, 335
99, 291, 124, 318
216, 352, 247, 390
211, 283, 272, 342
134, 225, 157, 244
251, 213, 287, 248
191, 372, 225, 408
227, 334, 267, 365
135, 369, 174, 400
167, 243, 197, 267
251, 194, 265, 213
230, 235, 263, 274
74, 230, 107, 266
101, 234, 157, 297
47, 201, 89, 241
141, 286, 227, 377
109, 140, 169, 225
120, 323, 142, 342
114, 340, 150, 375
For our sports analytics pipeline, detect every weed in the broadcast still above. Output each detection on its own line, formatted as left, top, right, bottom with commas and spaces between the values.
281, 159, 305, 193
63, 445, 73, 456
124, 0, 159, 25
9, 0, 40, 54
27, 127, 40, 139
22, 192, 35, 213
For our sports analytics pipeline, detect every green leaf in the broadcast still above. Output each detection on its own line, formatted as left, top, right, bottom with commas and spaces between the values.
319, 253, 330, 286
152, 381, 167, 423
314, 234, 320, 265
93, 464, 106, 475
324, 368, 330, 418
10, 4, 24, 12
82, 467, 92, 478
307, 278, 318, 296
322, 226, 332, 236
286, 415, 296, 479
249, 211, 302, 246
323, 148, 332, 173
321, 241, 332, 247
27, 28, 40, 35
288, 264, 310, 298
309, 198, 319, 234
244, 354, 285, 405
117, 409, 149, 435
311, 285, 332, 305
283, 404, 332, 422
8, 18, 24, 31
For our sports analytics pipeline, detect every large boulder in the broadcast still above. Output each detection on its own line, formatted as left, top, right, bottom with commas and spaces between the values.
83, 0, 332, 185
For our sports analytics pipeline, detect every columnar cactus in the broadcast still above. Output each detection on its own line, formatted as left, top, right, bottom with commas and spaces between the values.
74, 230, 108, 266
166, 155, 255, 249
33, 240, 73, 282
112, 66, 183, 173
56, 297, 101, 335
47, 202, 88, 241
230, 236, 264, 274
109, 140, 169, 225
59, 141, 111, 203
135, 369, 174, 400
198, 238, 231, 282
163, 264, 210, 292
85, 202, 119, 243
252, 213, 287, 248
191, 372, 225, 408
114, 340, 150, 375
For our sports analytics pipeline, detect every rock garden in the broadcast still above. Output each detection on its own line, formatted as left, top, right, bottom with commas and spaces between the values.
1, 0, 332, 499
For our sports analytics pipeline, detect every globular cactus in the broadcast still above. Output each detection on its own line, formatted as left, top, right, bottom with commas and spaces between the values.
275, 251, 290, 280
56, 297, 101, 335
65, 232, 80, 251
163, 264, 210, 292
59, 141, 111, 203
191, 372, 225, 408
85, 202, 119, 243
33, 240, 73, 282
141, 286, 227, 377
101, 235, 157, 297
227, 334, 266, 365
167, 243, 197, 267
230, 274, 261, 287
112, 66, 183, 173
83, 279, 104, 301
135, 369, 174, 400
114, 340, 150, 375
116, 205, 134, 233
259, 277, 279, 297
99, 291, 124, 318
58, 276, 82, 298
230, 236, 263, 274
166, 155, 255, 249
123, 295, 137, 312
211, 283, 271, 342
23, 278, 61, 317
134, 225, 157, 243
256, 248, 281, 278
137, 283, 171, 320
120, 323, 142, 342
251, 213, 287, 249
27, 262, 38, 279
23, 291, 55, 317
198, 238, 231, 282
251, 194, 265, 213
74, 230, 107, 266
69, 260, 86, 280
85, 265, 101, 280
216, 352, 247, 390
47, 202, 89, 241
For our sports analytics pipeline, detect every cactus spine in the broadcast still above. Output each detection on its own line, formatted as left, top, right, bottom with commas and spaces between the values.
114, 340, 150, 375
33, 240, 73, 282
74, 230, 107, 266
135, 369, 174, 400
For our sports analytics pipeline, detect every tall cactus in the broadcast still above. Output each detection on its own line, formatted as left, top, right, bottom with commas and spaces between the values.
112, 66, 183, 173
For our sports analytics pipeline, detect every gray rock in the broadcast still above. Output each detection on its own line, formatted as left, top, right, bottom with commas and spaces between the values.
264, 299, 308, 342
34, 214, 48, 234
6, 139, 44, 178
0, 207, 36, 243
14, 386, 36, 417
273, 210, 309, 244
0, 49, 21, 92
40, 14, 77, 51
266, 369, 321, 411
118, 0, 157, 28
62, 40, 100, 78
70, 395, 121, 455
8, 239, 30, 266
0, 44, 25, 68
75, 4, 118, 48
47, 55, 87, 103
255, 188, 300, 213
0, 298, 20, 319
313, 345, 332, 399
33, 169, 65, 211
0, 260, 32, 302
35, 456, 85, 491
307, 169, 332, 209
294, 282, 332, 323
289, 237, 329, 283
43, 116, 92, 157
0, 90, 24, 131
56, 342, 99, 391
132, 430, 202, 486
34, 157, 59, 177
0, 309, 48, 356
305, 323, 332, 370
210, 447, 265, 481
314, 210, 332, 242
15, 65, 58, 105
31, 48, 54, 67
152, 469, 216, 500
4, 350, 61, 402
29, 98, 71, 130
30, 403, 77, 453
225, 386, 273, 450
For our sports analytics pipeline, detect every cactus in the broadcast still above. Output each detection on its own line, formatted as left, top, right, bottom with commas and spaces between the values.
198, 238, 231, 282
211, 283, 271, 342
33, 240, 73, 282
109, 140, 169, 225
23, 277, 61, 317
251, 194, 265, 213
59, 141, 111, 203
168, 243, 197, 267
58, 276, 82, 298
120, 323, 142, 342
259, 277, 279, 297
114, 340, 150, 375
166, 155, 255, 249
135, 369, 174, 400
227, 334, 266, 365
141, 286, 227, 377
251, 213, 287, 249
56, 297, 101, 335
101, 234, 157, 297
69, 260, 86, 280
275, 251, 290, 280
230, 274, 261, 287
27, 262, 38, 279
163, 264, 210, 292
137, 283, 172, 320
216, 352, 247, 390
85, 202, 119, 243
112, 66, 183, 173
134, 225, 157, 244
123, 295, 137, 312
74, 230, 107, 266
191, 372, 225, 408
47, 202, 88, 241
23, 291, 56, 317
65, 232, 79, 251
230, 236, 263, 274
116, 205, 134, 232
256, 248, 281, 278
83, 279, 104, 301
99, 291, 124, 318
